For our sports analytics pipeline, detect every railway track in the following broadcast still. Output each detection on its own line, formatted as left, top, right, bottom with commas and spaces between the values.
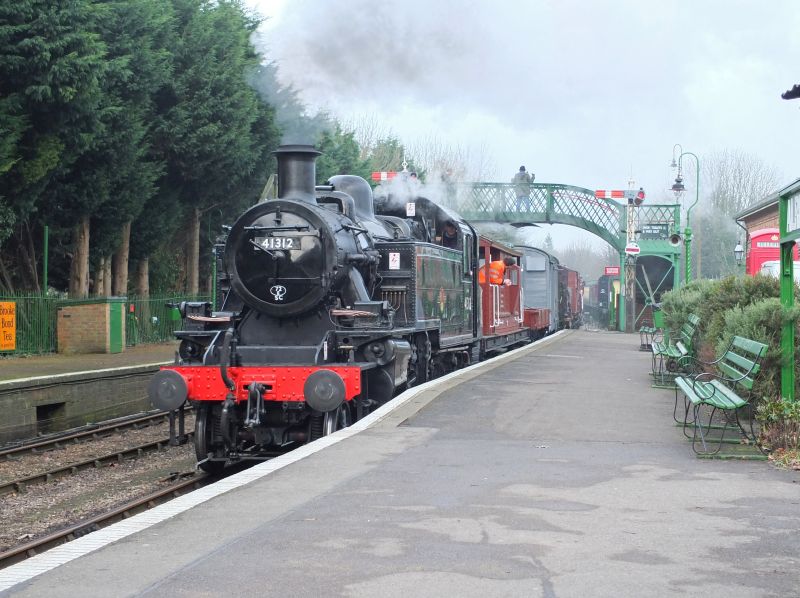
0, 472, 209, 570
0, 408, 192, 461
0, 433, 195, 497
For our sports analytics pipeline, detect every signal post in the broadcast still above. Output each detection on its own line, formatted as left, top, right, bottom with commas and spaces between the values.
596, 188, 645, 332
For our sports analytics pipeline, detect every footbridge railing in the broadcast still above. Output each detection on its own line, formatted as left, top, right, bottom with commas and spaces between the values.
452, 183, 680, 255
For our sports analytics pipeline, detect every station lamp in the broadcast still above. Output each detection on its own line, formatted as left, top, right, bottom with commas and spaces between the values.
733, 241, 744, 267
668, 144, 701, 284
671, 175, 685, 194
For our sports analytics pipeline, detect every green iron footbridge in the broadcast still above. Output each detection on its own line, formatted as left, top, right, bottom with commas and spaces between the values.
450, 182, 682, 331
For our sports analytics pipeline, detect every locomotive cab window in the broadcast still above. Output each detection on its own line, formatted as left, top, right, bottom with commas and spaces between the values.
463, 234, 473, 277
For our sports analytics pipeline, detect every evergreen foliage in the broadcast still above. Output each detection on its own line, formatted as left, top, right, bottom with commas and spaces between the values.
659, 278, 715, 339
0, 0, 281, 295
661, 275, 780, 356
716, 298, 800, 406
0, 0, 107, 291
315, 125, 371, 183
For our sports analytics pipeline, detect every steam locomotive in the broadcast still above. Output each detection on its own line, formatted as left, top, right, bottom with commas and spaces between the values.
148, 145, 573, 472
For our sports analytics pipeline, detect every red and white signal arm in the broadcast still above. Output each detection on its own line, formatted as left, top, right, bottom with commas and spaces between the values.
371, 171, 397, 181
625, 242, 641, 255
594, 190, 626, 199
604, 266, 620, 276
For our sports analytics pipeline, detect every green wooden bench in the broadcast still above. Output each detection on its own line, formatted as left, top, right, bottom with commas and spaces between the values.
674, 335, 768, 456
639, 307, 665, 351
651, 314, 700, 385
639, 322, 657, 350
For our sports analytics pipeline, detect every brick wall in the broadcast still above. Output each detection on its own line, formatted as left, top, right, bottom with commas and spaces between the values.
743, 209, 779, 233
57, 303, 110, 353
0, 366, 162, 443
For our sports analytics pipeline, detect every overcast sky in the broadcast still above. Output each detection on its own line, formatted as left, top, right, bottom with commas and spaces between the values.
246, 0, 800, 248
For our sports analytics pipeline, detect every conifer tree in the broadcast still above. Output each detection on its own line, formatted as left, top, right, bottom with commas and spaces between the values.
0, 0, 106, 293
153, 0, 277, 294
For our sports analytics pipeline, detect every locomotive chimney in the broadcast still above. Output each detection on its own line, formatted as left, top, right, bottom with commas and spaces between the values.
274, 144, 321, 204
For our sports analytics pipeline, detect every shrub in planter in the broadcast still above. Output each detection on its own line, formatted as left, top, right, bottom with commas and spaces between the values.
717, 298, 800, 432
661, 275, 781, 361
660, 279, 716, 338
702, 275, 779, 345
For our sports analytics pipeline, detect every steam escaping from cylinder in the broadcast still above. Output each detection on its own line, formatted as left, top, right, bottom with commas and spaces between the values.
274, 145, 322, 203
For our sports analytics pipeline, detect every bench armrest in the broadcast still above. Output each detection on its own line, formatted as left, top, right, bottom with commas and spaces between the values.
685, 337, 738, 372
693, 365, 750, 388
681, 351, 722, 369
678, 355, 707, 375
689, 372, 726, 401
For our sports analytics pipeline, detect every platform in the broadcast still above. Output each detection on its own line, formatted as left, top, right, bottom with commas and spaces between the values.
0, 343, 179, 443
1, 330, 799, 596
0, 343, 177, 383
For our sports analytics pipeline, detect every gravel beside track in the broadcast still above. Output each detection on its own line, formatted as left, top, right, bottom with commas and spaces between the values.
0, 416, 194, 483
0, 423, 197, 553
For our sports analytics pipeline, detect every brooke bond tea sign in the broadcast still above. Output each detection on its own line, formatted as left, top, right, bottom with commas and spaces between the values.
0, 302, 15, 351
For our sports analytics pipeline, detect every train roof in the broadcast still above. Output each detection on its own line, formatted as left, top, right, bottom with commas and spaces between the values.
515, 244, 560, 264
479, 236, 522, 257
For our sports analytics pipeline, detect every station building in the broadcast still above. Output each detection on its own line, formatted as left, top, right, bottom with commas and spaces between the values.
735, 177, 800, 276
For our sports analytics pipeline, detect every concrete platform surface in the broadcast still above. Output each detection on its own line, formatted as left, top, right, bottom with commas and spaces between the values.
2, 330, 799, 597
0, 343, 177, 382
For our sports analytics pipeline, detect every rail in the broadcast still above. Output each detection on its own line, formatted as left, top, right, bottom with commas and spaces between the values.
0, 473, 208, 569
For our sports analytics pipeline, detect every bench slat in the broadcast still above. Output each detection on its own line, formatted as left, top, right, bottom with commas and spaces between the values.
709, 380, 748, 409
732, 336, 768, 358
723, 349, 759, 374
718, 362, 755, 390
676, 377, 746, 410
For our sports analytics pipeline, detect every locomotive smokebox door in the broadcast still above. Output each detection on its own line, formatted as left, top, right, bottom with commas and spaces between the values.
225, 199, 339, 317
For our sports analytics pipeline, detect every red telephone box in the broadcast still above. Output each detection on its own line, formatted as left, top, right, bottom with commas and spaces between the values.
746, 228, 799, 275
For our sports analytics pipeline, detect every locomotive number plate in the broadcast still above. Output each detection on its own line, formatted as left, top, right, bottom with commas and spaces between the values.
259, 237, 295, 250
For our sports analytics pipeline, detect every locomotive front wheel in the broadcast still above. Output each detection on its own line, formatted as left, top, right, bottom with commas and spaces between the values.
322, 403, 351, 436
195, 404, 225, 475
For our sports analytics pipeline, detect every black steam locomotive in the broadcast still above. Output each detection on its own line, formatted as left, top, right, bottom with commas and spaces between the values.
148, 145, 534, 472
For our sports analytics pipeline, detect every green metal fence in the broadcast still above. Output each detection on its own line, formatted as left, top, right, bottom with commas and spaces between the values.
125, 295, 211, 346
0, 293, 210, 356
0, 292, 60, 355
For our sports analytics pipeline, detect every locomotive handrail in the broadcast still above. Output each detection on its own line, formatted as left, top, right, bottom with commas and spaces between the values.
244, 224, 311, 231
492, 285, 501, 327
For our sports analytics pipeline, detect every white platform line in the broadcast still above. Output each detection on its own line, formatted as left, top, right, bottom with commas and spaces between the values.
0, 330, 567, 591
1, 362, 171, 386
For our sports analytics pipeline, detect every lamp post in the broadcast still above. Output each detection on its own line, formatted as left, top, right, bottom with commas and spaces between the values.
670, 149, 700, 284
733, 241, 744, 270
